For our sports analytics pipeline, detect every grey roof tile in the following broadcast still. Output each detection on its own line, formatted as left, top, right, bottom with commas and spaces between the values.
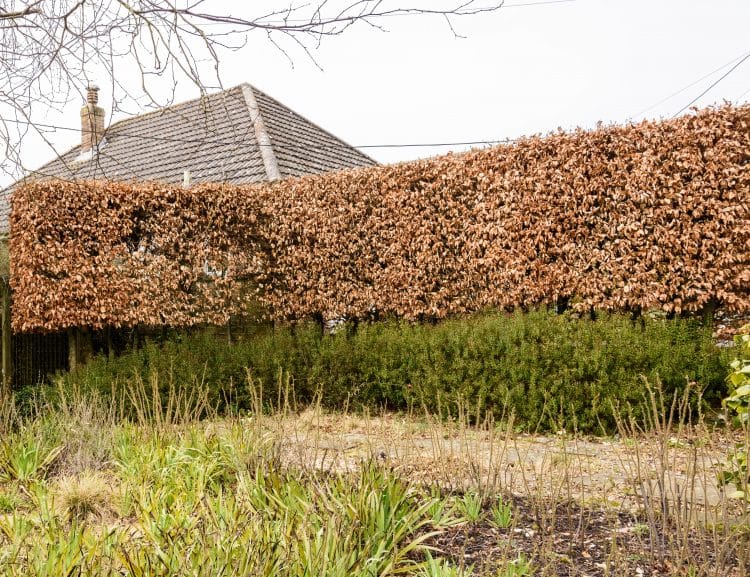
0, 84, 376, 233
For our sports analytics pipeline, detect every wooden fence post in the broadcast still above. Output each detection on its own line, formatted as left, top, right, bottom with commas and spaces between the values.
1, 281, 12, 391
106, 326, 114, 360
68, 327, 94, 371
68, 327, 78, 371
80, 328, 92, 364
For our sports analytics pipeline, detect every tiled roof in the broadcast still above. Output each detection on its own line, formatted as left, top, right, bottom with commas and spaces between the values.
0, 83, 376, 233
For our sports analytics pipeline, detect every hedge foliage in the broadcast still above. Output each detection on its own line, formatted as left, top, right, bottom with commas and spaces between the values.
11, 182, 270, 330
53, 311, 731, 433
11, 104, 750, 332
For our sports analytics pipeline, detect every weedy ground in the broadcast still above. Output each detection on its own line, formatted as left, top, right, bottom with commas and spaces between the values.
0, 378, 748, 576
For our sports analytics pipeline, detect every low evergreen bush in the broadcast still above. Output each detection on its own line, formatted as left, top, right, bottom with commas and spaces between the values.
51, 311, 732, 433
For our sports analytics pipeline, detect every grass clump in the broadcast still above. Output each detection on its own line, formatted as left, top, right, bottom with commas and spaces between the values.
53, 471, 113, 523
50, 310, 731, 433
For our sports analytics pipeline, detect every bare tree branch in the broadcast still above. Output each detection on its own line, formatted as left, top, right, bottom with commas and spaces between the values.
0, 0, 504, 181
0, 0, 43, 20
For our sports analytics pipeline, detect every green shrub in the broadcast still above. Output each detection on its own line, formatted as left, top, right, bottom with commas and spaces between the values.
719, 324, 750, 500
50, 310, 732, 433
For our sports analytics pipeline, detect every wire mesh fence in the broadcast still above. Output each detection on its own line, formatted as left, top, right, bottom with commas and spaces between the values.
10, 317, 272, 389
12, 331, 68, 388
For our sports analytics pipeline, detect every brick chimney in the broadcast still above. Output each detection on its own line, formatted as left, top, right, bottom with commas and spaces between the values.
80, 83, 105, 152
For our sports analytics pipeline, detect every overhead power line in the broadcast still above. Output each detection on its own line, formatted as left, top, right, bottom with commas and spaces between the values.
359, 140, 515, 148
633, 49, 750, 118
736, 85, 750, 102
0, 117, 516, 151
672, 51, 750, 118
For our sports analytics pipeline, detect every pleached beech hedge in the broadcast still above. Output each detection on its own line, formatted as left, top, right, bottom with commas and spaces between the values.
10, 104, 750, 332
11, 183, 272, 331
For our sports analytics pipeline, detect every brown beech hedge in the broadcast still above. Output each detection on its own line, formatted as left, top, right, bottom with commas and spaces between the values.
10, 104, 750, 333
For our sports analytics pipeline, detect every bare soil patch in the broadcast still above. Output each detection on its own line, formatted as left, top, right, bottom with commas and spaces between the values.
247, 409, 750, 575
422, 498, 748, 576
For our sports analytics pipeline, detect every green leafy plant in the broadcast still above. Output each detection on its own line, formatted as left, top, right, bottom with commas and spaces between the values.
497, 554, 533, 577
425, 488, 463, 529
0, 488, 21, 514
719, 324, 750, 500
490, 496, 513, 528
725, 328, 750, 424
456, 491, 483, 523
420, 552, 473, 577
0, 434, 62, 483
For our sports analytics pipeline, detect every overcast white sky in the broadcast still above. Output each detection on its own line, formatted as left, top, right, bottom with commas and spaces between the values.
10, 0, 750, 180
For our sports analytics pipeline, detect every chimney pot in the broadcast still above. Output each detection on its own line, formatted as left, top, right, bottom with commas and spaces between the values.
81, 83, 105, 152
86, 83, 99, 105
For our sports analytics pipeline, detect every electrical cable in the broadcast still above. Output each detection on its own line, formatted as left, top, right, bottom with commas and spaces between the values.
672, 51, 750, 118
632, 49, 750, 118
0, 117, 516, 151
